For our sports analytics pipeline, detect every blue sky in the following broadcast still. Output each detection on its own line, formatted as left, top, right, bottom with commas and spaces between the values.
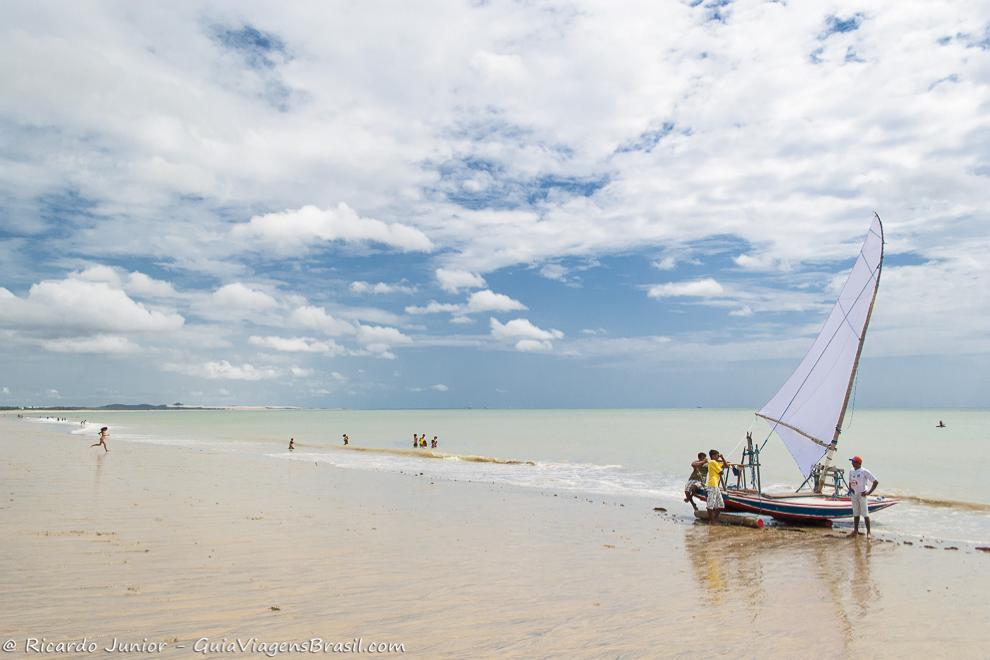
0, 1, 988, 408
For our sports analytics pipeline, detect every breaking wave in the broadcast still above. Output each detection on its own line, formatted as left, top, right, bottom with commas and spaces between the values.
332, 445, 536, 465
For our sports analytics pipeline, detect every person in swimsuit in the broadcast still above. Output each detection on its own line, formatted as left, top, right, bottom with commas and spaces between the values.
289, 438, 295, 451
90, 426, 110, 453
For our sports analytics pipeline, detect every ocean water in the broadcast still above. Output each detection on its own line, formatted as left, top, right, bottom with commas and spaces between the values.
17, 408, 990, 545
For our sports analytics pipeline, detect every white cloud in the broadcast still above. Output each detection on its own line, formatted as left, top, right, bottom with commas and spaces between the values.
490, 317, 564, 342
1, 387, 10, 395
729, 305, 754, 317
68, 266, 177, 300
125, 272, 178, 298
288, 306, 356, 336
72, 265, 122, 287
431, 383, 449, 392
436, 268, 486, 293
653, 256, 678, 271
405, 290, 525, 316
41, 335, 140, 354
231, 203, 434, 255
405, 301, 462, 315
515, 339, 552, 352
470, 50, 527, 81
46, 389, 61, 399
350, 281, 416, 295
334, 305, 404, 326
539, 264, 568, 282
356, 324, 412, 347
647, 278, 725, 298
211, 283, 279, 312
491, 317, 564, 352
290, 366, 313, 378
163, 360, 280, 381
248, 335, 345, 354
465, 290, 527, 313
0, 278, 184, 335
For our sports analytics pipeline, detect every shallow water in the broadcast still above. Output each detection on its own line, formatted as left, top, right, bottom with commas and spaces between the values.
16, 407, 990, 544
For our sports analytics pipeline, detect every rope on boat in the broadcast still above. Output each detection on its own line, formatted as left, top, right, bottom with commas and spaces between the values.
845, 366, 861, 431
727, 417, 756, 458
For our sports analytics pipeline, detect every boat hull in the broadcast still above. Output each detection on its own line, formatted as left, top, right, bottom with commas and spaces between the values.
695, 489, 898, 523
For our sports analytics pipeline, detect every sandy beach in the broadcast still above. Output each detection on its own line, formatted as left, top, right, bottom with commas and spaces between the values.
1, 416, 988, 658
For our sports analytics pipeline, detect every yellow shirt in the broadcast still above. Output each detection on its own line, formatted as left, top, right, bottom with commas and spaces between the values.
706, 460, 724, 488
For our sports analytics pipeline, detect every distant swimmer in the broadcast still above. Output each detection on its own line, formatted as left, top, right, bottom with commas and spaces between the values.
342, 433, 349, 446
419, 434, 427, 448
431, 435, 438, 449
90, 426, 110, 453
685, 452, 708, 511
936, 420, 947, 428
289, 438, 295, 451
412, 433, 419, 449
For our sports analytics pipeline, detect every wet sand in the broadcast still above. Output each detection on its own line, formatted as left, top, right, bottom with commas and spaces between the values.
1, 416, 988, 658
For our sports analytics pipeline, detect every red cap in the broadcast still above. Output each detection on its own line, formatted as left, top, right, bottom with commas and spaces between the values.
849, 455, 863, 463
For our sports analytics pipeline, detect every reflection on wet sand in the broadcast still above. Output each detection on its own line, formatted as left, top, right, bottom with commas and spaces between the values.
93, 450, 106, 493
683, 521, 886, 654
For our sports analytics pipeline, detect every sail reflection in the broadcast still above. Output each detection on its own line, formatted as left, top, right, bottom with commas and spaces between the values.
683, 523, 884, 652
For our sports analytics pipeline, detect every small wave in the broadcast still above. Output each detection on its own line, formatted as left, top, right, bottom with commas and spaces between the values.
26, 417, 77, 426
891, 494, 990, 513
70, 422, 104, 435
333, 445, 536, 466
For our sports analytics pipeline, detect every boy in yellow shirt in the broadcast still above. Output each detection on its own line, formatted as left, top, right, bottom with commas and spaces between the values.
704, 449, 729, 523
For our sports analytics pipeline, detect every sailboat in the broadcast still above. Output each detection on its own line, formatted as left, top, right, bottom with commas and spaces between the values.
695, 213, 898, 523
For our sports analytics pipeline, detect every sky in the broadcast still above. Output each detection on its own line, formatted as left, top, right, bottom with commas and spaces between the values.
0, 0, 988, 409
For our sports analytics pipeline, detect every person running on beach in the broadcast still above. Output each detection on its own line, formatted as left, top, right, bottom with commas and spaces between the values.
431, 436, 438, 449
704, 449, 728, 523
90, 426, 110, 453
847, 455, 879, 538
342, 433, 349, 446
685, 452, 708, 510
289, 438, 295, 451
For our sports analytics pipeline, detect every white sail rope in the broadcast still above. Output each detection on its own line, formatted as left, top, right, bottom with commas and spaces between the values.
727, 417, 757, 459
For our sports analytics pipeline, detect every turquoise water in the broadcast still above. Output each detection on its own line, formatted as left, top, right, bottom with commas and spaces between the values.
18, 408, 990, 544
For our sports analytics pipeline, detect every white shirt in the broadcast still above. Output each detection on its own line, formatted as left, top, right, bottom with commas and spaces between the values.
848, 467, 876, 496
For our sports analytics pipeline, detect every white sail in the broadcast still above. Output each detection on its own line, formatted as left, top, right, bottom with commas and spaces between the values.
758, 215, 884, 478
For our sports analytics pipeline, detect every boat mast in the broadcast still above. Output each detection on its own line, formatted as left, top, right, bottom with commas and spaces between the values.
814, 213, 884, 493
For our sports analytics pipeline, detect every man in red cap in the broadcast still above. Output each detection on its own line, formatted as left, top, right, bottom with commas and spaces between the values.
847, 456, 878, 537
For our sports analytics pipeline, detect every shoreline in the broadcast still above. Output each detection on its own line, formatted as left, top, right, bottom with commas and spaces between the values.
2, 417, 989, 656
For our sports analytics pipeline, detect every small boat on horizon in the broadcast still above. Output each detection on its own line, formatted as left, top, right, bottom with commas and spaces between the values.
695, 213, 897, 524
